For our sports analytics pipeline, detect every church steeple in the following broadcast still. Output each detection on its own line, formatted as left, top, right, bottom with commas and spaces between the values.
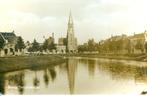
68, 11, 73, 25
67, 11, 74, 33
66, 11, 77, 53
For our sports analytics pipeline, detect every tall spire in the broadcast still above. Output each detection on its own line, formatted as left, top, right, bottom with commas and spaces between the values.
67, 11, 77, 53
68, 10, 73, 25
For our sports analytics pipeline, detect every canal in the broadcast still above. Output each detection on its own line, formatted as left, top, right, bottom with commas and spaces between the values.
0, 57, 147, 95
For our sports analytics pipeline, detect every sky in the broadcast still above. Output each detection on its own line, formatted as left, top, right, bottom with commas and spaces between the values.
0, 0, 147, 44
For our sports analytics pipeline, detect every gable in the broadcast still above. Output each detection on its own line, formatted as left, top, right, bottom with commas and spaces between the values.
0, 32, 17, 44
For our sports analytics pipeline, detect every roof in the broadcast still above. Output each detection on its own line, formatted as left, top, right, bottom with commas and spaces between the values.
129, 32, 147, 39
109, 34, 127, 41
0, 32, 17, 43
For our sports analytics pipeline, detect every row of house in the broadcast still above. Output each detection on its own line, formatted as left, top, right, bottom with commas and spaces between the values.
0, 31, 61, 57
99, 31, 147, 54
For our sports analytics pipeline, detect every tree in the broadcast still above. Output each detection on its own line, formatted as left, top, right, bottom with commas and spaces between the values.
145, 42, 147, 53
42, 39, 56, 52
31, 39, 40, 52
95, 43, 100, 52
115, 39, 123, 53
135, 41, 144, 52
87, 39, 96, 52
48, 41, 56, 51
15, 36, 25, 52
125, 39, 132, 54
0, 38, 5, 49
78, 44, 87, 53
0, 38, 5, 56
42, 39, 48, 51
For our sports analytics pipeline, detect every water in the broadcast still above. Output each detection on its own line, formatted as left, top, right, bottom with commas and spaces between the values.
0, 57, 147, 95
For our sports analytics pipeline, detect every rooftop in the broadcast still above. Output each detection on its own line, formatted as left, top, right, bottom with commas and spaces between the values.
0, 31, 17, 43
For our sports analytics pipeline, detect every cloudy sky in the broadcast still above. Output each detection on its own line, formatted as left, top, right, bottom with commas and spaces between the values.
0, 0, 147, 44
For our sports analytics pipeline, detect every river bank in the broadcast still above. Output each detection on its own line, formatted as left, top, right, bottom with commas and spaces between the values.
61, 53, 147, 62
0, 53, 146, 73
0, 55, 65, 73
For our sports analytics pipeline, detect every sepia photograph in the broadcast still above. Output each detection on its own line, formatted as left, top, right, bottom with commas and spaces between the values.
0, 0, 147, 96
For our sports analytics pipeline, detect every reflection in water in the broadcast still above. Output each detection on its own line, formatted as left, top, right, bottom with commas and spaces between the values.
1, 57, 147, 94
43, 69, 49, 87
95, 60, 143, 80
67, 58, 77, 94
7, 72, 25, 94
0, 73, 5, 94
17, 73, 25, 94
48, 68, 56, 81
135, 67, 147, 84
43, 67, 57, 87
88, 60, 96, 78
33, 71, 40, 88
0, 64, 57, 95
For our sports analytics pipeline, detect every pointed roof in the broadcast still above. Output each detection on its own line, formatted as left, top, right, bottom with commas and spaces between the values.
0, 31, 17, 43
68, 11, 73, 24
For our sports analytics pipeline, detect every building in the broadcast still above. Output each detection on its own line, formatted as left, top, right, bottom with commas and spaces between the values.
57, 12, 78, 54
42, 33, 56, 53
98, 31, 147, 54
129, 31, 147, 54
58, 38, 67, 45
56, 37, 66, 54
66, 12, 77, 53
56, 45, 66, 54
0, 31, 18, 56
24, 41, 32, 54
46, 33, 55, 46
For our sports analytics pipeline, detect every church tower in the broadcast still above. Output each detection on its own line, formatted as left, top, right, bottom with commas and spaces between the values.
67, 12, 77, 53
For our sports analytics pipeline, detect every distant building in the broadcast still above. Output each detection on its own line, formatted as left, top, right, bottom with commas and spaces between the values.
41, 33, 56, 54
24, 41, 32, 54
129, 31, 147, 53
98, 31, 147, 54
58, 38, 67, 45
56, 37, 66, 54
109, 34, 127, 41
109, 34, 130, 54
66, 12, 77, 53
46, 33, 55, 46
56, 45, 66, 54
57, 12, 78, 54
0, 31, 18, 56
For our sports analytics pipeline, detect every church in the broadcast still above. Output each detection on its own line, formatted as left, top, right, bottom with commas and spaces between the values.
57, 12, 78, 53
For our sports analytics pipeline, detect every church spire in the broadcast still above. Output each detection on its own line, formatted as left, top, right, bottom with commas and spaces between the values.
67, 11, 77, 53
68, 11, 73, 25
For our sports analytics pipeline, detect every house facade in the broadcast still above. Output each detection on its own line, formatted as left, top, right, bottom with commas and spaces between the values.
56, 38, 66, 54
0, 31, 18, 56
98, 32, 147, 54
129, 31, 147, 54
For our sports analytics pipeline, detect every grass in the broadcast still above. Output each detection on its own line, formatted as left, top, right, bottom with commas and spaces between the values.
0, 53, 146, 73
61, 53, 147, 61
0, 55, 65, 73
